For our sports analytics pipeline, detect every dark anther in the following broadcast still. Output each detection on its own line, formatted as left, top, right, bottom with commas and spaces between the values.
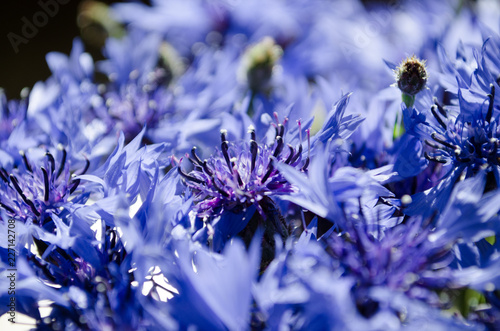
284, 145, 295, 164
80, 157, 90, 176
187, 156, 203, 170
212, 179, 229, 197
424, 152, 447, 164
10, 174, 40, 216
57, 148, 67, 179
10, 175, 25, 199
235, 170, 244, 187
424, 139, 440, 149
497, 74, 500, 87
290, 144, 302, 164
0, 202, 15, 214
433, 97, 448, 118
46, 152, 55, 174
249, 127, 256, 141
69, 179, 81, 194
191, 147, 203, 165
250, 140, 258, 172
220, 131, 232, 170
202, 160, 213, 177
277, 124, 285, 138
486, 84, 495, 123
431, 132, 458, 150
0, 168, 8, 183
431, 105, 447, 130
220, 130, 227, 143
41, 167, 50, 202
301, 157, 310, 171
261, 164, 274, 184
20, 151, 32, 173
178, 166, 205, 184
273, 136, 284, 158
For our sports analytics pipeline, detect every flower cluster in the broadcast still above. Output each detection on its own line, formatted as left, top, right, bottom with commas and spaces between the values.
2, 0, 500, 330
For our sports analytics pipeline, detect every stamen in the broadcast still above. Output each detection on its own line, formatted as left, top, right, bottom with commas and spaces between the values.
187, 155, 203, 170
220, 130, 232, 170
191, 147, 203, 165
0, 202, 15, 214
20, 151, 32, 173
431, 132, 458, 150
433, 97, 448, 118
303, 129, 311, 170
284, 145, 295, 164
56, 146, 67, 179
273, 136, 284, 158
0, 168, 8, 183
178, 165, 205, 185
80, 157, 90, 176
41, 167, 49, 202
46, 152, 55, 174
69, 179, 81, 194
261, 164, 274, 184
232, 163, 244, 187
301, 157, 310, 171
212, 179, 229, 197
430, 105, 447, 130
298, 119, 303, 143
10, 175, 25, 198
307, 129, 311, 157
273, 112, 280, 125
424, 152, 447, 164
202, 160, 213, 177
248, 125, 256, 141
424, 140, 440, 149
250, 140, 258, 172
282, 116, 288, 127
10, 174, 40, 216
486, 84, 495, 123
277, 123, 285, 138
290, 144, 302, 164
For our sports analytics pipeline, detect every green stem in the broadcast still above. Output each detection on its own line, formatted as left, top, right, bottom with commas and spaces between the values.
402, 93, 415, 109
393, 111, 406, 140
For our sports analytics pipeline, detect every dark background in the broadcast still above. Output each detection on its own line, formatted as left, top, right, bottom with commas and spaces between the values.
0, 0, 131, 99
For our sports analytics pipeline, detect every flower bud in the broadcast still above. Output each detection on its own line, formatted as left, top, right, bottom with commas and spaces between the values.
238, 37, 283, 93
395, 55, 428, 108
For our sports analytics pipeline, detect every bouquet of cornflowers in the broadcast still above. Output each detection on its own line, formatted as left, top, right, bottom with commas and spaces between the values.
3, 0, 500, 329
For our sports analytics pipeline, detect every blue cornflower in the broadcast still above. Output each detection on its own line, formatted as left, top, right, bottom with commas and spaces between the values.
0, 213, 152, 330
423, 102, 499, 179
326, 216, 453, 306
421, 27, 500, 183
0, 146, 88, 223
399, 88, 499, 220
178, 119, 309, 219
253, 218, 479, 330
